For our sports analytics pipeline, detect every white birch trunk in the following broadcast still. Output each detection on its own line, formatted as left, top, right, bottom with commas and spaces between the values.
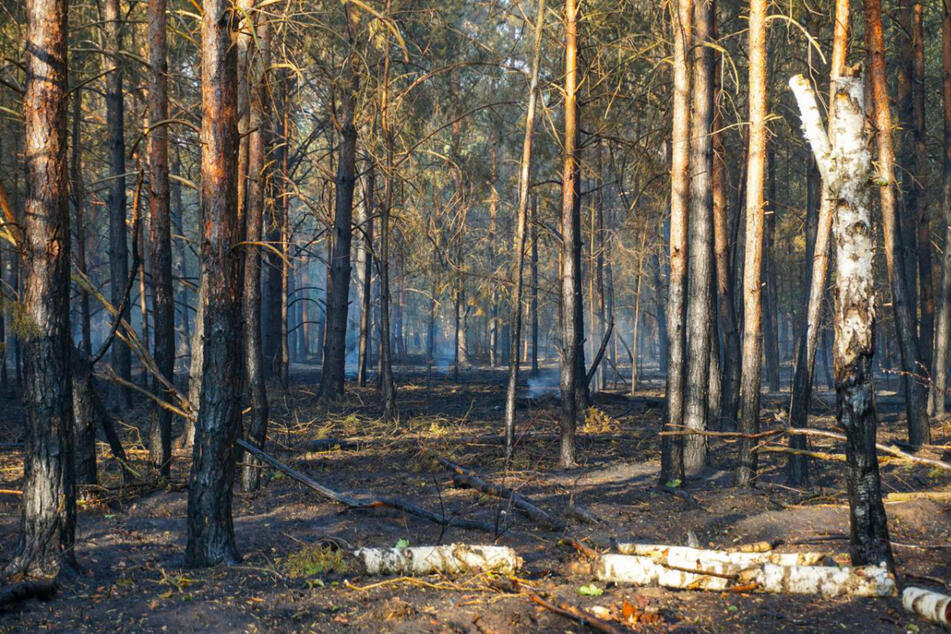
352, 544, 521, 576
903, 587, 951, 626
614, 544, 827, 566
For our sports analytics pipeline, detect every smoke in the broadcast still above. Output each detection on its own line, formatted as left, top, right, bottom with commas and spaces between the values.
526, 368, 559, 398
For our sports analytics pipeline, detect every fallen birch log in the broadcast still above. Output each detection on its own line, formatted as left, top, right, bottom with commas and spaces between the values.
614, 543, 828, 567
352, 544, 521, 576
903, 587, 951, 627
595, 554, 896, 597
237, 439, 494, 532
435, 456, 565, 531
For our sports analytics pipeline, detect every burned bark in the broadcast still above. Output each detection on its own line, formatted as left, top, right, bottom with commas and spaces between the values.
186, 0, 243, 567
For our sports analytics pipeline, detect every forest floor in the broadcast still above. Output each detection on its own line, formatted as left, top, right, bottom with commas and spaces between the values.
1, 365, 950, 633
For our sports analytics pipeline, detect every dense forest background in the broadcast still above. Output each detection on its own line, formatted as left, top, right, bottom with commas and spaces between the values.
1, 0, 951, 630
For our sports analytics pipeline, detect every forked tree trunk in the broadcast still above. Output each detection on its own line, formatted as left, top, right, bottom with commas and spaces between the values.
320, 18, 358, 398
559, 0, 584, 468
241, 6, 270, 493
787, 0, 849, 484
933, 0, 951, 417
865, 0, 931, 447
103, 0, 131, 408
736, 0, 766, 487
9, 0, 76, 577
660, 0, 691, 487
504, 0, 545, 457
147, 0, 174, 478
683, 0, 714, 477
790, 70, 893, 570
186, 0, 242, 567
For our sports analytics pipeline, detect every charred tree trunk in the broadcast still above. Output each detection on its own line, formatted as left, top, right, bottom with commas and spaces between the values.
186, 0, 242, 567
661, 0, 691, 486
683, 0, 714, 476
865, 0, 931, 447
737, 0, 767, 487
147, 0, 174, 478
530, 196, 540, 375
790, 69, 894, 570
763, 150, 780, 394
103, 0, 131, 408
559, 0, 584, 468
933, 0, 951, 417
504, 0, 545, 457
320, 18, 358, 398
378, 44, 397, 422
9, 0, 76, 577
241, 6, 270, 493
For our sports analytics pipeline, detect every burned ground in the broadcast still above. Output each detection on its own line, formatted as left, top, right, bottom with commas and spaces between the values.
1, 368, 949, 633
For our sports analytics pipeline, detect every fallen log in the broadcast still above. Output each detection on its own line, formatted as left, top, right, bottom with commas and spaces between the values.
352, 544, 521, 576
0, 579, 57, 611
614, 544, 828, 567
594, 554, 895, 597
435, 456, 565, 531
902, 586, 951, 627
236, 439, 493, 532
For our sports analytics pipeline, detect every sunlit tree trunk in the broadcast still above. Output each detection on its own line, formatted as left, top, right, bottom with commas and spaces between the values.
660, 0, 691, 486
504, 0, 545, 457
865, 0, 931, 447
737, 0, 767, 487
559, 0, 584, 468
9, 0, 76, 577
147, 0, 174, 478
186, 0, 242, 567
241, 5, 270, 493
683, 0, 714, 476
790, 68, 894, 570
933, 0, 951, 417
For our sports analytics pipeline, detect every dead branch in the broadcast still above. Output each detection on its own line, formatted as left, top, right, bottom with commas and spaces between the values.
523, 587, 627, 634
434, 456, 565, 531
237, 439, 493, 532
585, 319, 615, 388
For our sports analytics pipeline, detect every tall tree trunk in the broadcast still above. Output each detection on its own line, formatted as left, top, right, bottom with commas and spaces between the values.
763, 150, 780, 393
9, 0, 76, 577
683, 0, 714, 477
865, 0, 931, 447
661, 0, 691, 486
147, 0, 174, 478
712, 51, 740, 431
787, 0, 849, 484
357, 162, 374, 387
488, 145, 499, 368
737, 0, 767, 487
320, 16, 358, 398
559, 0, 584, 468
69, 86, 96, 484
378, 32, 397, 422
504, 0, 545, 457
103, 0, 131, 408
933, 0, 951, 417
241, 5, 270, 493
790, 68, 894, 570
186, 0, 242, 567
530, 196, 540, 375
